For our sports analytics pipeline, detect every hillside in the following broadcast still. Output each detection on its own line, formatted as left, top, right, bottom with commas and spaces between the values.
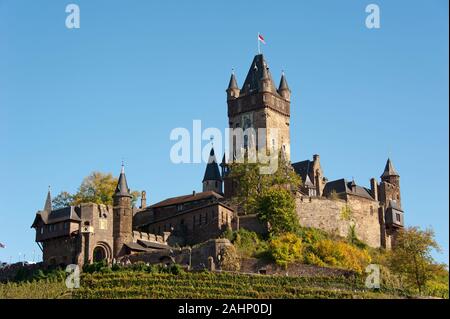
1, 271, 407, 299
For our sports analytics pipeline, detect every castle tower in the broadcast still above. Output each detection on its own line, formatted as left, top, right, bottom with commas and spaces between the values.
112, 164, 133, 258
226, 54, 291, 161
379, 158, 401, 207
379, 158, 403, 249
202, 147, 223, 194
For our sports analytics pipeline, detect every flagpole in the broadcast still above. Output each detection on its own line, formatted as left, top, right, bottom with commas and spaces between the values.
257, 32, 261, 54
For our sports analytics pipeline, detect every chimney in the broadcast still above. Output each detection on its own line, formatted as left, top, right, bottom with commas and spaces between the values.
313, 154, 320, 163
370, 178, 378, 201
193, 190, 196, 196
140, 191, 147, 209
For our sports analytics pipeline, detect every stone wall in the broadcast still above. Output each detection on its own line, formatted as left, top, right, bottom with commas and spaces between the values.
296, 194, 381, 248
120, 239, 234, 270
237, 214, 268, 234
239, 258, 355, 278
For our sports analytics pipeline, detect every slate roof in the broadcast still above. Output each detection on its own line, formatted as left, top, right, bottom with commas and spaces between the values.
203, 147, 222, 182
322, 178, 374, 200
31, 206, 81, 228
124, 242, 153, 252
44, 190, 52, 212
227, 72, 239, 90
240, 54, 278, 96
137, 240, 170, 250
278, 72, 290, 92
150, 191, 223, 209
292, 160, 313, 185
381, 158, 399, 178
115, 165, 131, 197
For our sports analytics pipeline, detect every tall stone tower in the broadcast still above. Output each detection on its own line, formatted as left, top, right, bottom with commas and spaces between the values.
112, 164, 133, 258
379, 158, 401, 207
378, 158, 404, 248
226, 54, 291, 161
202, 147, 223, 194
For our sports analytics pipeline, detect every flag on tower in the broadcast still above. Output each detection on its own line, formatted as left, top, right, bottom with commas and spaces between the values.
258, 33, 266, 44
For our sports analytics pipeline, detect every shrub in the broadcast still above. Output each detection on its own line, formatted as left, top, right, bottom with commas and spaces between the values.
296, 227, 329, 245
269, 233, 303, 269
83, 260, 109, 273
307, 239, 371, 274
347, 225, 367, 249
226, 229, 268, 258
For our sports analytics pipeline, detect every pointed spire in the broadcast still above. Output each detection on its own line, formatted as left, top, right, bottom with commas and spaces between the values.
227, 69, 239, 90
44, 186, 52, 212
278, 71, 290, 91
381, 158, 399, 178
203, 147, 222, 182
240, 54, 277, 96
115, 162, 131, 197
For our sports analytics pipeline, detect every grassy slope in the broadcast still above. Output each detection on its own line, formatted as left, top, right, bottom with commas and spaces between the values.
1, 271, 407, 299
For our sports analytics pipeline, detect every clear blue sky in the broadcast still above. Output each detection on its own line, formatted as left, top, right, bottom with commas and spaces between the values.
0, 0, 448, 264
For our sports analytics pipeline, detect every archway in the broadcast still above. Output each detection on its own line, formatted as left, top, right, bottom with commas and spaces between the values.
93, 246, 107, 262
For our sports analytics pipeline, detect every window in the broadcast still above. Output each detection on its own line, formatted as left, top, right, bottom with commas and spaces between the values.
396, 213, 401, 223
370, 206, 374, 216
40, 227, 44, 234
177, 204, 184, 212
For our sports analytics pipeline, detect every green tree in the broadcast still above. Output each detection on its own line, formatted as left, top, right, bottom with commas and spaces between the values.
228, 152, 301, 215
52, 171, 140, 209
387, 226, 441, 294
256, 187, 299, 235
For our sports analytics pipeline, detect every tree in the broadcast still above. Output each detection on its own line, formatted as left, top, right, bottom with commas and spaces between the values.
52, 171, 140, 209
387, 226, 441, 294
256, 187, 299, 235
52, 191, 74, 209
228, 151, 301, 215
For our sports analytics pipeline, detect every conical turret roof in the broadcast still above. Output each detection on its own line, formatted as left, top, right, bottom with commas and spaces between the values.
115, 164, 131, 197
203, 147, 222, 182
227, 72, 239, 90
44, 188, 52, 212
278, 72, 290, 92
381, 158, 399, 178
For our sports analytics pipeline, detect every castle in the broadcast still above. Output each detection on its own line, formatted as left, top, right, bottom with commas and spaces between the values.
31, 53, 404, 267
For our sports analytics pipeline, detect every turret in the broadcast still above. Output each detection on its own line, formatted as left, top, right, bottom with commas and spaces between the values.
379, 158, 401, 208
278, 71, 291, 101
226, 70, 240, 100
112, 163, 133, 258
381, 158, 400, 186
259, 57, 274, 93
202, 147, 223, 194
